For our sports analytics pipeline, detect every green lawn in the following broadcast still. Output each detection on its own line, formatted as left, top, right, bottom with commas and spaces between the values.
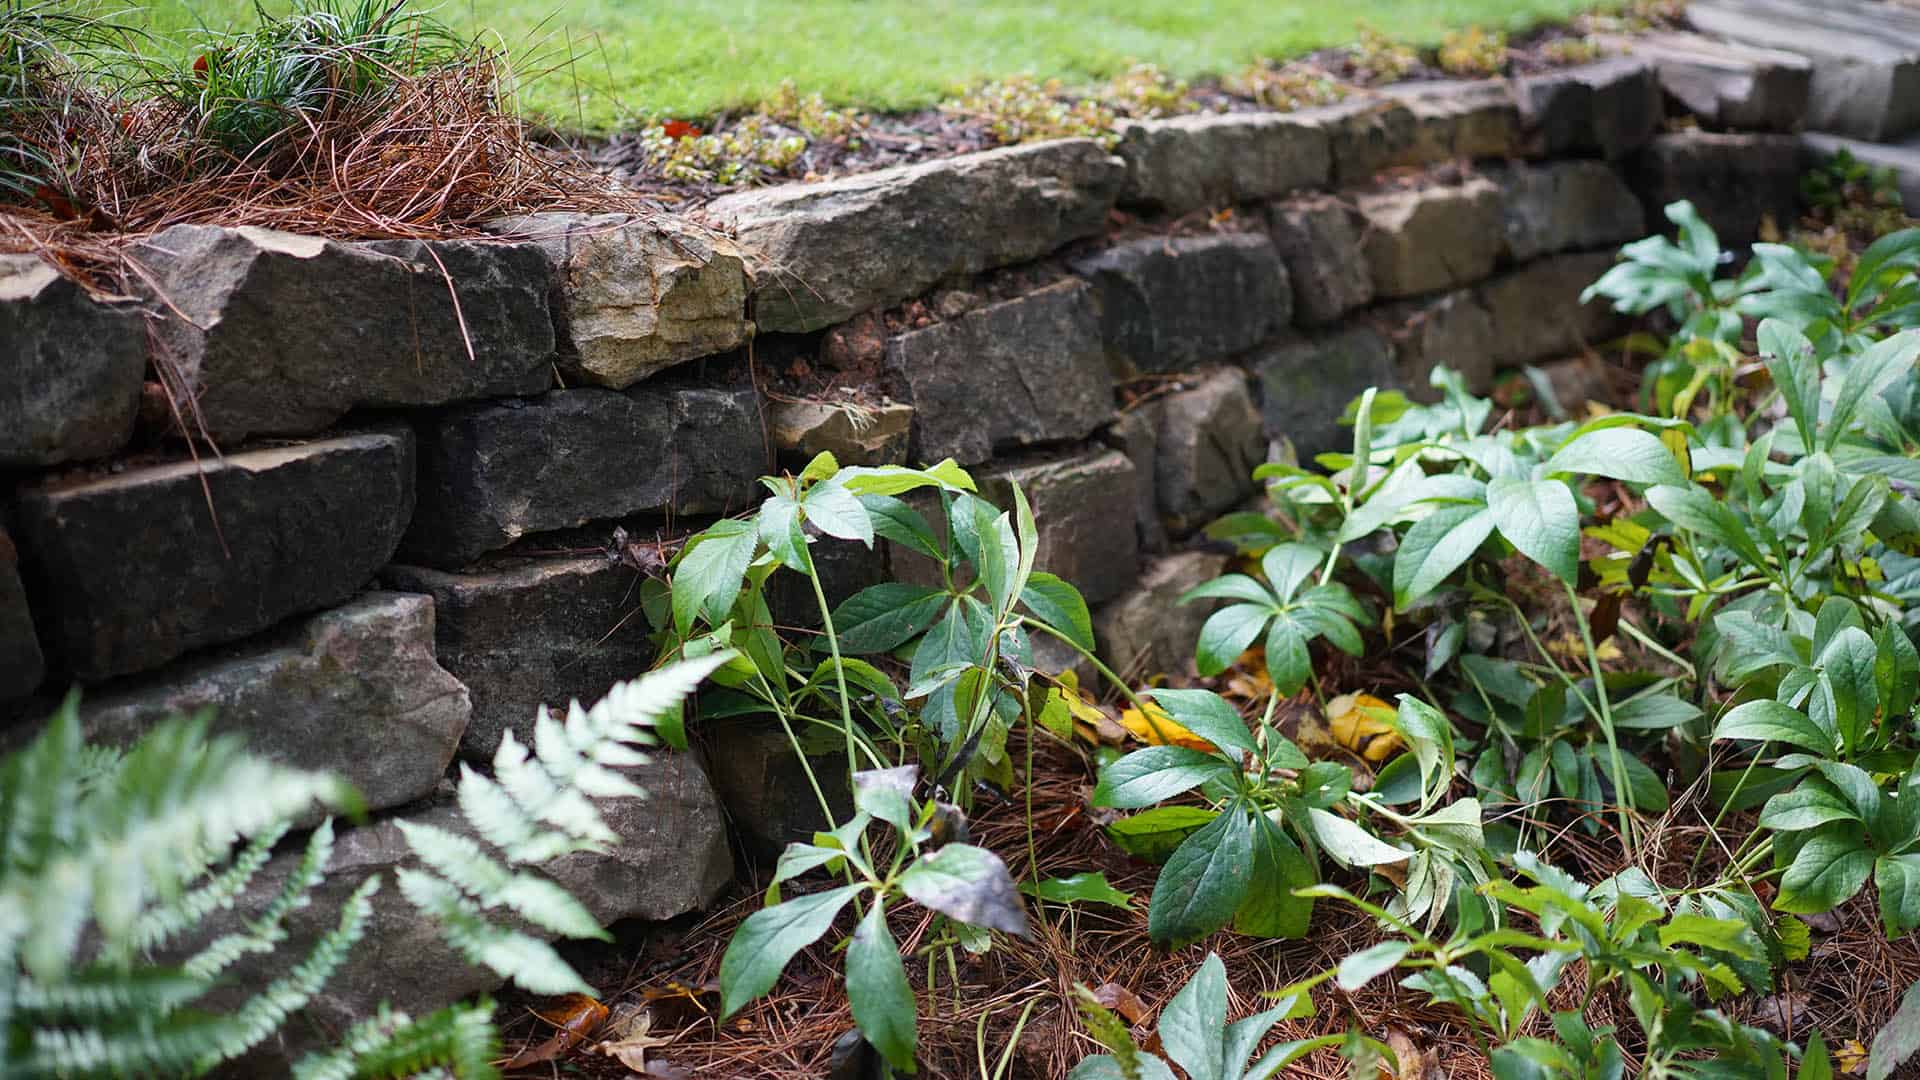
110, 0, 1605, 132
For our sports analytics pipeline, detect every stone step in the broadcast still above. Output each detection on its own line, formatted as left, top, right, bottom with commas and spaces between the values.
1603, 30, 1811, 132
1687, 0, 1920, 139
1801, 131, 1920, 210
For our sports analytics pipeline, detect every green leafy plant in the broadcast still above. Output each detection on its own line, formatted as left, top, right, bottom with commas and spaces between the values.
1436, 27, 1507, 77
1094, 688, 1488, 945
1066, 953, 1341, 1080
718, 764, 1027, 1073
1180, 541, 1369, 696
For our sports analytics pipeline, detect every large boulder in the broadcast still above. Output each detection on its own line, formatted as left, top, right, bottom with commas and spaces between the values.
978, 448, 1141, 607
1629, 131, 1806, 246
1491, 161, 1646, 263
1094, 551, 1230, 680
381, 557, 658, 762
225, 752, 731, 1063
0, 530, 43, 702
1073, 233, 1290, 376
134, 226, 554, 441
494, 213, 751, 388
1249, 327, 1398, 458
1113, 111, 1330, 213
1136, 369, 1266, 536
12, 429, 415, 682
1357, 178, 1506, 299
76, 593, 468, 815
1267, 196, 1373, 325
402, 385, 765, 568
1688, 0, 1920, 141
0, 255, 146, 468
705, 140, 1125, 333
885, 280, 1112, 466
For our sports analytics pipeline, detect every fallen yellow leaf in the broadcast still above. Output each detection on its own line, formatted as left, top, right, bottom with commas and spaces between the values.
1118, 701, 1215, 752
1835, 1038, 1869, 1075
1328, 692, 1405, 763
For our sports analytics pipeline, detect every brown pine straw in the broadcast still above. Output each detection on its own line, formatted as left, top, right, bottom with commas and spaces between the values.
496, 719, 1920, 1079
0, 52, 653, 295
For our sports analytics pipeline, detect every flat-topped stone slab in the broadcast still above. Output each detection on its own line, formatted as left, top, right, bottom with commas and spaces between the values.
135, 226, 554, 441
402, 385, 764, 568
1630, 130, 1806, 245
381, 557, 657, 761
1605, 31, 1811, 133
1515, 58, 1663, 159
1268, 195, 1373, 325
1491, 160, 1646, 263
1114, 110, 1330, 213
885, 279, 1111, 466
75, 592, 469, 815
978, 447, 1141, 608
1687, 0, 1920, 140
13, 428, 415, 681
1073, 232, 1290, 376
705, 140, 1124, 333
1248, 326, 1398, 458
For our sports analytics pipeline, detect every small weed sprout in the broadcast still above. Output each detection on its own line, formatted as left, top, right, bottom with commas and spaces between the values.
1226, 61, 1350, 111
1436, 27, 1508, 77
1345, 24, 1417, 84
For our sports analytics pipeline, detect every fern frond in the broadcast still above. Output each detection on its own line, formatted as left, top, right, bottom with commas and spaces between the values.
0, 692, 85, 881
293, 1000, 501, 1080
395, 821, 606, 941
14, 967, 205, 1021
395, 870, 593, 997
188, 874, 382, 1075
128, 821, 288, 960
185, 819, 335, 979
453, 767, 582, 866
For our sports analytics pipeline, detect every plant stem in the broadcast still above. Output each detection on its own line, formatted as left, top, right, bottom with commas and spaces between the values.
807, 560, 862, 810
1565, 580, 1636, 854
1017, 616, 1152, 716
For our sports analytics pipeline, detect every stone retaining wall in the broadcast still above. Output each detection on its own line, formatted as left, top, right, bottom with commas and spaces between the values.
0, 56, 1811, 1029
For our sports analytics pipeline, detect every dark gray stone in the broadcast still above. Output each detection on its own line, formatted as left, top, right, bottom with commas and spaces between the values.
1113, 111, 1330, 213
1094, 551, 1230, 680
1516, 58, 1662, 159
1371, 290, 1498, 396
381, 557, 658, 762
702, 718, 852, 861
0, 530, 42, 701
1101, 409, 1168, 555
491, 213, 751, 389
1491, 161, 1647, 263
135, 226, 554, 441
402, 385, 765, 568
1357, 178, 1506, 299
1479, 253, 1625, 367
1137, 369, 1265, 535
1073, 233, 1290, 377
1249, 327, 1398, 458
0, 256, 146, 468
978, 447, 1141, 607
705, 140, 1125, 333
1267, 196, 1373, 325
1629, 131, 1806, 246
226, 752, 730, 1062
13, 429, 414, 682
1688, 0, 1920, 141
885, 280, 1112, 466
76, 593, 468, 815
1608, 31, 1812, 132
